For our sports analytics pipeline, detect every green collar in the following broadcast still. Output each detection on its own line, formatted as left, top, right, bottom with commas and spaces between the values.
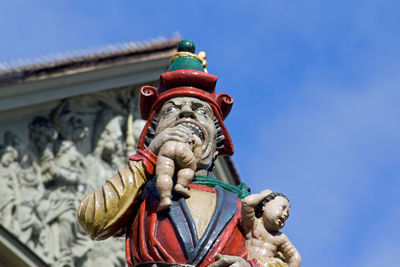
192, 175, 250, 199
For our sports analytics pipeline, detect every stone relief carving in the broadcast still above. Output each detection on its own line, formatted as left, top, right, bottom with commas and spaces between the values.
0, 86, 145, 267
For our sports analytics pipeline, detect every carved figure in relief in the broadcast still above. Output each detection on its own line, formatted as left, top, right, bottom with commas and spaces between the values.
28, 116, 58, 184
26, 113, 93, 265
0, 130, 43, 250
4, 131, 25, 164
51, 104, 88, 190
78, 40, 257, 267
1, 94, 138, 266
0, 144, 19, 230
93, 108, 125, 170
242, 191, 301, 267
0, 142, 18, 166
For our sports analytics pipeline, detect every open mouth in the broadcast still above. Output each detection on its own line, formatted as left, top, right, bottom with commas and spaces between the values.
278, 217, 286, 225
175, 118, 209, 157
179, 122, 204, 141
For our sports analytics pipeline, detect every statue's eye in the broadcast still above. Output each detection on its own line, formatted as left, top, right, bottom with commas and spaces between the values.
196, 108, 207, 116
165, 106, 177, 114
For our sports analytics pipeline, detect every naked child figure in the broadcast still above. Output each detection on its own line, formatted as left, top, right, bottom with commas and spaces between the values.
156, 136, 202, 211
242, 190, 301, 267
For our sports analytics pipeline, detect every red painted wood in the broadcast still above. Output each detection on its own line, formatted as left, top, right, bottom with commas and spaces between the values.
126, 184, 247, 266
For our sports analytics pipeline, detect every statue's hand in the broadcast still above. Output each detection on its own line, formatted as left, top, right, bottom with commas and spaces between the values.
209, 254, 251, 267
260, 189, 273, 196
148, 124, 198, 155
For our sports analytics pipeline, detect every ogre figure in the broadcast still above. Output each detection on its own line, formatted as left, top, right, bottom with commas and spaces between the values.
78, 40, 255, 267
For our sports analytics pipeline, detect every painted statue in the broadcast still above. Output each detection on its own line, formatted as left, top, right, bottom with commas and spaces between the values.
78, 40, 300, 267
242, 190, 301, 267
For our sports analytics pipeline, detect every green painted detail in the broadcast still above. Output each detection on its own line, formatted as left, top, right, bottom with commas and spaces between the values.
167, 56, 204, 72
178, 39, 196, 53
192, 175, 251, 199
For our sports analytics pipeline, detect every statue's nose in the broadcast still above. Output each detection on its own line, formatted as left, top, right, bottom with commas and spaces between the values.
283, 210, 289, 219
179, 105, 195, 119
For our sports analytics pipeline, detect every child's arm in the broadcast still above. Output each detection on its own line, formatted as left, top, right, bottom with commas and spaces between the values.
241, 190, 272, 232
278, 234, 301, 267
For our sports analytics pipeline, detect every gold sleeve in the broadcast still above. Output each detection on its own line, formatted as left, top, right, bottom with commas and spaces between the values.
78, 160, 147, 240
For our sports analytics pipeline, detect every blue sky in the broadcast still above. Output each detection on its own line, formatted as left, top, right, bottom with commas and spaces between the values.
1, 1, 399, 266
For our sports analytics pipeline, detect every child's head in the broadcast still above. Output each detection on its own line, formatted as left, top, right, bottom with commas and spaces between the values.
0, 145, 18, 167
255, 192, 290, 231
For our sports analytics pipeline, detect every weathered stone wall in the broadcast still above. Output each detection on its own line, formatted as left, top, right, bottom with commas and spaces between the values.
0, 85, 148, 266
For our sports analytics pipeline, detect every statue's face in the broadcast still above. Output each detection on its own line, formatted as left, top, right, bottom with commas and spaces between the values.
262, 196, 290, 231
0, 149, 17, 167
70, 116, 88, 142
155, 97, 218, 168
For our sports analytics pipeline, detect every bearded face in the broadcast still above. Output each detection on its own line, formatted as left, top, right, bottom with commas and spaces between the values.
154, 97, 218, 169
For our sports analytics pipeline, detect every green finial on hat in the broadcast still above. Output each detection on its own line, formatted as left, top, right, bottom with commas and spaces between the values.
177, 39, 196, 53
168, 39, 208, 73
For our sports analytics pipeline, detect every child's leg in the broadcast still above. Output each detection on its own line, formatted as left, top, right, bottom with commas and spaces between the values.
156, 155, 175, 211
174, 168, 194, 198
174, 143, 197, 197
